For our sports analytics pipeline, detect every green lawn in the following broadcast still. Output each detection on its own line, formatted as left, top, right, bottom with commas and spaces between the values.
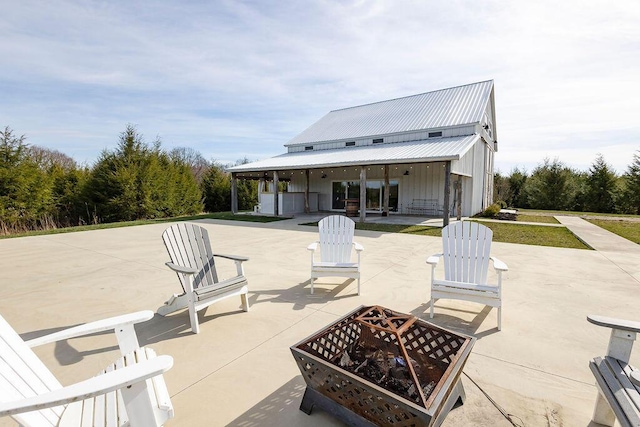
0, 212, 287, 239
586, 219, 640, 244
516, 214, 559, 224
301, 221, 590, 249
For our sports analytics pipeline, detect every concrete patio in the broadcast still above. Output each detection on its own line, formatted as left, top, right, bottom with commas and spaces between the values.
1, 215, 639, 426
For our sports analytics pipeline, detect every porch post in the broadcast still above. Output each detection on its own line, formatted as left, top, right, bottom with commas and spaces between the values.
443, 162, 451, 226
359, 166, 366, 222
273, 171, 279, 217
383, 165, 390, 216
231, 173, 238, 214
456, 178, 462, 220
304, 169, 310, 213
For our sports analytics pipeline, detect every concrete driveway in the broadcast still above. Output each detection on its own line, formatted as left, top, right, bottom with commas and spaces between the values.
1, 216, 638, 426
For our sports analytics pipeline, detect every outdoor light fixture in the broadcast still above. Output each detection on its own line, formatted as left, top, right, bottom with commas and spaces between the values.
404, 170, 410, 176
321, 174, 327, 179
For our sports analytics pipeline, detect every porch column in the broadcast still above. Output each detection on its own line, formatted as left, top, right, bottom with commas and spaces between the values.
456, 177, 462, 220
383, 165, 390, 216
443, 162, 451, 226
231, 173, 238, 214
273, 171, 279, 217
359, 166, 366, 223
304, 169, 310, 213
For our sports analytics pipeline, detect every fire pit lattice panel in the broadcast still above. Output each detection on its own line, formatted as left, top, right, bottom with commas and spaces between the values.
292, 305, 475, 427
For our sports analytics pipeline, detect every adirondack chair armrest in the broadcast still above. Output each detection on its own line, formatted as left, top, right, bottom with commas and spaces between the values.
490, 257, 508, 272
307, 242, 319, 252
587, 315, 640, 333
353, 242, 364, 252
213, 253, 249, 262
632, 370, 640, 387
426, 254, 443, 266
165, 262, 198, 275
25, 310, 154, 349
0, 355, 173, 417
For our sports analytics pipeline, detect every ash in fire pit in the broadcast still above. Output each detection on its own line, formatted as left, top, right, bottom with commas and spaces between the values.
339, 334, 443, 404
291, 305, 476, 427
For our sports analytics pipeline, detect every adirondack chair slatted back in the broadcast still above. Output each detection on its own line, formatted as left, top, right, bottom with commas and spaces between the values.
163, 223, 219, 292
318, 216, 355, 263
442, 221, 492, 285
0, 315, 64, 426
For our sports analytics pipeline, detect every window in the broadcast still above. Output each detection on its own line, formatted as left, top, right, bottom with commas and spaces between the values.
372, 138, 383, 144
305, 146, 313, 151
428, 131, 442, 138
345, 141, 355, 147
331, 180, 399, 212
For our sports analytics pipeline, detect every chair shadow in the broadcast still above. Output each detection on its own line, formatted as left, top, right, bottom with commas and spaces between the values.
21, 327, 120, 366
248, 278, 359, 311
410, 303, 499, 339
23, 276, 360, 366
225, 375, 337, 427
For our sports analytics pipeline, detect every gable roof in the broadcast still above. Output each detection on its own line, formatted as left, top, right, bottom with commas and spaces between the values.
286, 80, 493, 146
229, 134, 478, 173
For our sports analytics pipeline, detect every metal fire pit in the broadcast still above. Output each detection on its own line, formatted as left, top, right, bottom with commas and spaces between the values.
290, 305, 475, 427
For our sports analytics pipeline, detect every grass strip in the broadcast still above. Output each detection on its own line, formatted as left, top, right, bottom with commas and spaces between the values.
585, 219, 640, 244
0, 212, 287, 240
301, 220, 590, 249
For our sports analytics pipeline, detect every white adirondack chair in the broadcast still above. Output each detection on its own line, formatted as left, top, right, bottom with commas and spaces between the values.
427, 221, 508, 330
159, 222, 250, 334
587, 315, 640, 427
307, 215, 364, 295
0, 310, 174, 426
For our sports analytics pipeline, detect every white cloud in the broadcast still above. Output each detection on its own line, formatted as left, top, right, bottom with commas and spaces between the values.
0, 0, 638, 173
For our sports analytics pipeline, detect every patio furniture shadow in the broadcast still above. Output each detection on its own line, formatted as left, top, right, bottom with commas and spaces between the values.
247, 278, 360, 311
225, 375, 338, 427
20, 327, 119, 366
410, 304, 499, 339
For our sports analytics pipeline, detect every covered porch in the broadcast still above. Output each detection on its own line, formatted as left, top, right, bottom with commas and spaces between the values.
231, 161, 467, 226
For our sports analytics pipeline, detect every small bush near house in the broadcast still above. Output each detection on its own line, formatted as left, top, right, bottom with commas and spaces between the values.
477, 203, 501, 218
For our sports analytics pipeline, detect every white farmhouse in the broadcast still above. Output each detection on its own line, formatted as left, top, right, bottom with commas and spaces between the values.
227, 80, 498, 224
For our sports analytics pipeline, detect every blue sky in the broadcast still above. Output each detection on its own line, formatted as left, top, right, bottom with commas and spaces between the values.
1, 0, 638, 174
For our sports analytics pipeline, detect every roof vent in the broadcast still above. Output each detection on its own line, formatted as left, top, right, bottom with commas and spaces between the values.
305, 146, 313, 151
345, 141, 355, 147
372, 138, 383, 144
428, 131, 443, 138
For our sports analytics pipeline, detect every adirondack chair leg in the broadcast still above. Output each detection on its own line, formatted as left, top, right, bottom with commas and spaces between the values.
497, 306, 502, 331
310, 277, 314, 295
357, 276, 361, 295
592, 393, 616, 426
241, 292, 250, 312
188, 297, 200, 334
430, 298, 435, 318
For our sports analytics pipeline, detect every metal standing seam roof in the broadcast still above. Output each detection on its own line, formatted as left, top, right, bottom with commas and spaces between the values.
228, 134, 479, 172
285, 80, 493, 146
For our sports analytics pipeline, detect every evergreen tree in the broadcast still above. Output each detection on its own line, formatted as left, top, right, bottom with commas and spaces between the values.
621, 151, 640, 214
507, 167, 528, 208
524, 158, 577, 210
201, 163, 231, 212
85, 125, 201, 222
0, 127, 53, 230
584, 154, 618, 213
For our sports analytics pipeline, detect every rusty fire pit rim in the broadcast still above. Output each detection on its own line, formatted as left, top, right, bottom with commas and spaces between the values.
289, 304, 477, 412
290, 305, 476, 350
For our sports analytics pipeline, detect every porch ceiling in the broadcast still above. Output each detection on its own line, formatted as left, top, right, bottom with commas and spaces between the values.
228, 134, 478, 174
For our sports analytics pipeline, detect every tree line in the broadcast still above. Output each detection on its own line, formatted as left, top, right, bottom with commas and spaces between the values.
493, 154, 640, 214
0, 125, 257, 234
